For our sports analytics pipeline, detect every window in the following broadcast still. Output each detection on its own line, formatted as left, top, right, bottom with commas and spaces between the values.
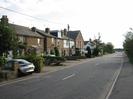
37, 38, 41, 45
52, 38, 54, 44
18, 36, 25, 43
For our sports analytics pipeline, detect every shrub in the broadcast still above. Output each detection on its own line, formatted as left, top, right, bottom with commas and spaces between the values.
93, 47, 99, 56
44, 56, 65, 65
54, 47, 60, 56
0, 56, 7, 69
32, 56, 44, 73
65, 56, 87, 60
123, 31, 133, 63
75, 48, 81, 56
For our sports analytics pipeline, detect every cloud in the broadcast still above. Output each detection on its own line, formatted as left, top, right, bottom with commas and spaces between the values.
1, 0, 133, 48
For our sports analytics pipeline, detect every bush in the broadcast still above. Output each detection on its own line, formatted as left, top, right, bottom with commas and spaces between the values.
44, 56, 65, 65
123, 31, 133, 63
0, 56, 7, 69
54, 47, 60, 56
75, 48, 81, 56
65, 56, 87, 60
32, 56, 44, 73
93, 47, 99, 56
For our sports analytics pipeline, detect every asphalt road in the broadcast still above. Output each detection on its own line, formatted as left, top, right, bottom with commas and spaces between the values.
109, 56, 133, 99
0, 52, 124, 99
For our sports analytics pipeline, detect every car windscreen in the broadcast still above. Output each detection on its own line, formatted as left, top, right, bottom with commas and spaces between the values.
17, 60, 31, 65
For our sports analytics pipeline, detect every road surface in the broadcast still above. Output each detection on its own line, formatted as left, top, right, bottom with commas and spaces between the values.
0, 52, 124, 99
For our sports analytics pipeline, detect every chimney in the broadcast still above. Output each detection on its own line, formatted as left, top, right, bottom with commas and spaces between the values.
61, 30, 64, 37
31, 27, 36, 32
64, 28, 67, 36
67, 24, 70, 31
45, 28, 50, 34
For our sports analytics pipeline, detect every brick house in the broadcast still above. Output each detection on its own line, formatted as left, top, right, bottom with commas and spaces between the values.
35, 28, 58, 55
50, 29, 75, 56
50, 30, 64, 56
9, 24, 44, 54
67, 30, 84, 55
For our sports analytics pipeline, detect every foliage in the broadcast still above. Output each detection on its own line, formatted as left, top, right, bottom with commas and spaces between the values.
87, 34, 114, 57
50, 49, 55, 55
65, 56, 87, 60
0, 56, 7, 67
93, 47, 99, 56
123, 31, 133, 63
75, 48, 81, 56
0, 16, 18, 56
85, 46, 91, 58
103, 42, 114, 54
44, 56, 65, 65
54, 47, 60, 56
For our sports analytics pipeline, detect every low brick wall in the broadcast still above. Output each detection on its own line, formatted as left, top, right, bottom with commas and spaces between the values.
0, 63, 19, 81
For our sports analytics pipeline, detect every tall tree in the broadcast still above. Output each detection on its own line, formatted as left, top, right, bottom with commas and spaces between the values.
123, 31, 133, 62
0, 15, 18, 56
103, 42, 114, 54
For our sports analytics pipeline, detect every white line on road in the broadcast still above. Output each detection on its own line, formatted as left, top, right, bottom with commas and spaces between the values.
62, 74, 76, 80
105, 57, 124, 99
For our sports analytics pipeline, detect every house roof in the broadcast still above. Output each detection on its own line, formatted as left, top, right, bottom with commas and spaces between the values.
36, 29, 56, 38
50, 30, 60, 38
62, 36, 74, 41
84, 40, 96, 47
50, 30, 74, 41
84, 41, 89, 45
50, 30, 59, 33
67, 30, 81, 40
9, 24, 43, 38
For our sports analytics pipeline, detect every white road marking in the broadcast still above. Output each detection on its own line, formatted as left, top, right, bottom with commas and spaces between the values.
62, 73, 76, 80
105, 58, 124, 99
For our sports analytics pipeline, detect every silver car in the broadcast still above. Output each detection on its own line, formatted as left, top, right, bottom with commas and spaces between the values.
5, 59, 35, 74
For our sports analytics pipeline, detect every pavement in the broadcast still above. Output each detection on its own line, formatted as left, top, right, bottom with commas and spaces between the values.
43, 58, 91, 74
109, 57, 133, 99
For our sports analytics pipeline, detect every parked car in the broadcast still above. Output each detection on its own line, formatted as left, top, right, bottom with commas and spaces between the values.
4, 59, 35, 74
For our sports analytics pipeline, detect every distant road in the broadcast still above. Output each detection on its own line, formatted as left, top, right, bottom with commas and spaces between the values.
0, 52, 124, 99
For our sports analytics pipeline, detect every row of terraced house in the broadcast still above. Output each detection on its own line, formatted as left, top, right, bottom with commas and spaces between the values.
1, 15, 84, 56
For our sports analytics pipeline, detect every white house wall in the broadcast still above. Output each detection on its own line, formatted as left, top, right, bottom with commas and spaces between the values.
64, 40, 74, 48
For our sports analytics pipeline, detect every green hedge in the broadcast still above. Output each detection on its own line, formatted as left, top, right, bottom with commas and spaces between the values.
123, 32, 133, 63
65, 56, 87, 60
44, 56, 65, 65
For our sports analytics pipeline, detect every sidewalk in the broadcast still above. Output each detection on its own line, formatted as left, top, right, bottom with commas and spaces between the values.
43, 58, 90, 74
109, 58, 133, 99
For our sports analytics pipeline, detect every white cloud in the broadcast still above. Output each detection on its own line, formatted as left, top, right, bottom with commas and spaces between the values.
1, 0, 133, 48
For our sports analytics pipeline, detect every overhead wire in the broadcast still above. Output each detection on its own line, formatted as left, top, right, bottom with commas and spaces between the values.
0, 6, 69, 27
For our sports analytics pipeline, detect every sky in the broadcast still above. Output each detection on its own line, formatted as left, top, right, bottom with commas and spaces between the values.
1, 0, 133, 48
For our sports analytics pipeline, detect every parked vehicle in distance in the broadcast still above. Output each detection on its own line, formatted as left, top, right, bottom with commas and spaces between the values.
4, 59, 35, 74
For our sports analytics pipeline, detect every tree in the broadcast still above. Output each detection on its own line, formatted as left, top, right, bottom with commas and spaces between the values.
123, 31, 133, 62
104, 42, 114, 53
92, 34, 102, 56
85, 46, 91, 58
54, 47, 60, 56
0, 15, 18, 56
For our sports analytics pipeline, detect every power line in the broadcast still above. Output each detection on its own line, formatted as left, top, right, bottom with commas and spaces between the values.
0, 6, 67, 26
